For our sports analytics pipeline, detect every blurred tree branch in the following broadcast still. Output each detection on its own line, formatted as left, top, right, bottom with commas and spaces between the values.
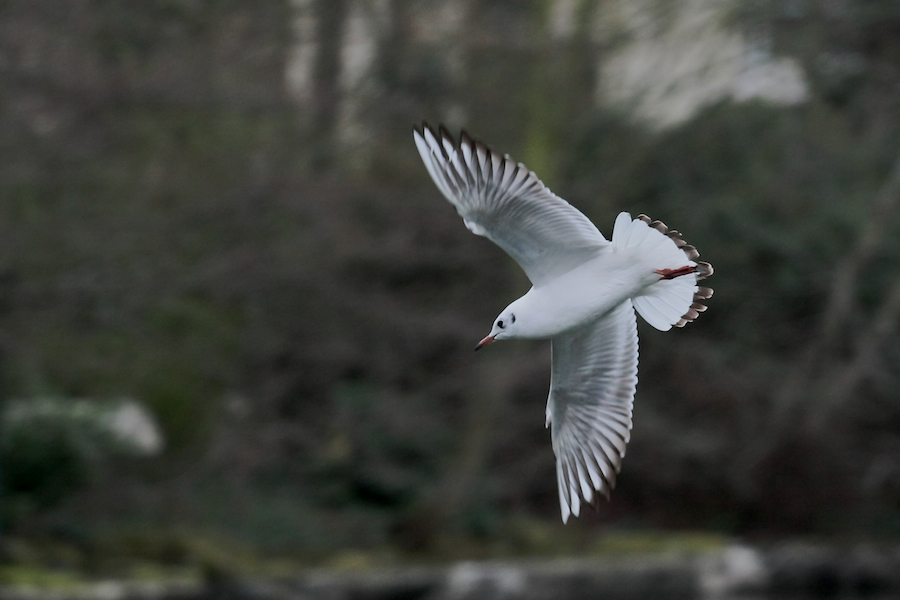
817, 154, 900, 353
813, 275, 900, 430
779, 150, 900, 422
732, 149, 900, 497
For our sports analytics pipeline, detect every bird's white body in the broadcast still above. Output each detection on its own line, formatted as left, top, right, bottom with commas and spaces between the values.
504, 247, 660, 340
413, 124, 713, 522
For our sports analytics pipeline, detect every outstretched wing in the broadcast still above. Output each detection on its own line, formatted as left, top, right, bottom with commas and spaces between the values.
547, 299, 639, 522
413, 123, 609, 287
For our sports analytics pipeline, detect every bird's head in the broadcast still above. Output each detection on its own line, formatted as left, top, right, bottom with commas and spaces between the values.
475, 309, 518, 351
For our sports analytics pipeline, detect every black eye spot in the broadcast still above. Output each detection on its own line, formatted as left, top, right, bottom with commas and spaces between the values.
497, 320, 505, 329
511, 314, 516, 324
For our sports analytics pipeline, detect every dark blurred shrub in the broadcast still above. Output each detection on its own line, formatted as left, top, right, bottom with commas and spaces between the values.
1, 398, 162, 529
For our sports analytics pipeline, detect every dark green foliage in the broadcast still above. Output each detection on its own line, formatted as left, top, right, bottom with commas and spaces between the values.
2, 420, 91, 512
2, 0, 900, 562
0, 398, 152, 528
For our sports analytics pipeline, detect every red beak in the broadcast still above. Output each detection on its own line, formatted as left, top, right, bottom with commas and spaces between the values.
475, 334, 496, 351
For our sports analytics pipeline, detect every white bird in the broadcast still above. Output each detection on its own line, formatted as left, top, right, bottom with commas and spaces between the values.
413, 124, 713, 523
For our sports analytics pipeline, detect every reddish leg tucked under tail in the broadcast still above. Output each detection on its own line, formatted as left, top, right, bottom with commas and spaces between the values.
655, 266, 696, 280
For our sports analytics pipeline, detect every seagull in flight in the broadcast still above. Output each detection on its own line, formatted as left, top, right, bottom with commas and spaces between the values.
413, 123, 713, 523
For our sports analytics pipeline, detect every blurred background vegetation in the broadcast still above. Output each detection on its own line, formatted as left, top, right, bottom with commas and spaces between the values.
2, 0, 900, 578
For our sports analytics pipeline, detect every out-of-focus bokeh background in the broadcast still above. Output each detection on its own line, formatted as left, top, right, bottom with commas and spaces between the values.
2, 0, 900, 583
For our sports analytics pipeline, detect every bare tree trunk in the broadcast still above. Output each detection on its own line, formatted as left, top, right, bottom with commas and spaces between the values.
435, 349, 526, 516
310, 0, 347, 171
391, 345, 537, 550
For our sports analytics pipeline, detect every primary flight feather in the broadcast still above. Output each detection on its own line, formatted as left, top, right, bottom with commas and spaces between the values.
413, 123, 713, 522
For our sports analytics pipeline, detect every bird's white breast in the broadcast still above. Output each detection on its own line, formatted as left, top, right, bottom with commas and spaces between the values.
513, 250, 653, 339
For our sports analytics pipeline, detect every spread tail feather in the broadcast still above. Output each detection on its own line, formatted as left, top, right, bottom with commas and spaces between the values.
612, 212, 713, 331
